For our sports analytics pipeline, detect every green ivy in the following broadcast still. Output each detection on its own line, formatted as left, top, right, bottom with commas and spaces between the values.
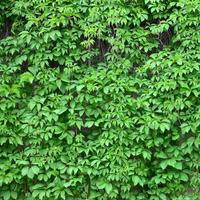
0, 0, 199, 199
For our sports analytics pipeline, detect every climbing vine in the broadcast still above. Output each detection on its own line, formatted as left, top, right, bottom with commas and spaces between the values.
0, 0, 200, 199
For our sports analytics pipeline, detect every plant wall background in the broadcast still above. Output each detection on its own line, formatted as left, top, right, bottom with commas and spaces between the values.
0, 0, 200, 199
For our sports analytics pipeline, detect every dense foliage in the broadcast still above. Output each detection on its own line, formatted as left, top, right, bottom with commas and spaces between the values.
0, 0, 200, 199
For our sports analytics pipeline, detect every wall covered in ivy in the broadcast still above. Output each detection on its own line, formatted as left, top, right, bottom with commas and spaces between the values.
0, 0, 200, 199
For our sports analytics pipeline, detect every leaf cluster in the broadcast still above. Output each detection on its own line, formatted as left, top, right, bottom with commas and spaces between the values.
0, 0, 200, 199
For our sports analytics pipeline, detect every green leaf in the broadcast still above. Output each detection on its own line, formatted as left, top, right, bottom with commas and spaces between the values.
54, 107, 67, 115
10, 192, 17, 200
3, 191, 10, 200
105, 183, 112, 194
132, 176, 140, 185
180, 173, 188, 181
160, 161, 168, 170
31, 166, 40, 174
20, 72, 34, 83
85, 121, 94, 128
22, 167, 29, 176
76, 85, 84, 92
56, 80, 62, 89
27, 168, 34, 179
159, 194, 167, 200
174, 162, 182, 170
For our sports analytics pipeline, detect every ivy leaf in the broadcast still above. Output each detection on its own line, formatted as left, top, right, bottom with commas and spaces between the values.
174, 162, 182, 170
3, 191, 10, 200
132, 176, 140, 185
180, 173, 188, 182
10, 192, 17, 200
105, 183, 112, 194
22, 167, 29, 176
85, 121, 94, 128
31, 166, 40, 175
54, 107, 67, 115
76, 85, 84, 92
20, 72, 34, 83
27, 168, 35, 179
